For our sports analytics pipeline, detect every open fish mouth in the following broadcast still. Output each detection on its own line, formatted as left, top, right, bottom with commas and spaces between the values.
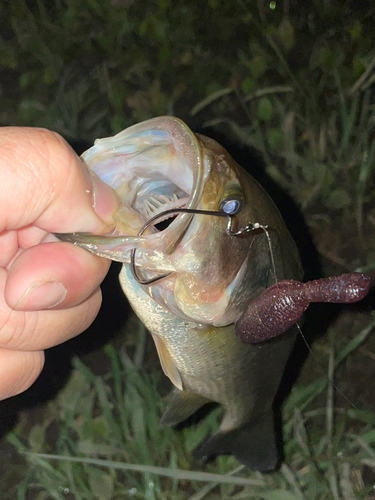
57, 117, 207, 262
128, 179, 188, 232
137, 190, 185, 222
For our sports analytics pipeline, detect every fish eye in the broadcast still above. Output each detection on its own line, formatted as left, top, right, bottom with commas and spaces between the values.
219, 196, 243, 215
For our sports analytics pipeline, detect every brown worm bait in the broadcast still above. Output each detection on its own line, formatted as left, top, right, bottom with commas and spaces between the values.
235, 273, 371, 344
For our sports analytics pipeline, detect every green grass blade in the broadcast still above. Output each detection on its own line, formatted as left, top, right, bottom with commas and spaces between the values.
23, 453, 265, 487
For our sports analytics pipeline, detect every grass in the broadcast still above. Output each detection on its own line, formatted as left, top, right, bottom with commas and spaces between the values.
1, 0, 375, 498
6, 315, 375, 500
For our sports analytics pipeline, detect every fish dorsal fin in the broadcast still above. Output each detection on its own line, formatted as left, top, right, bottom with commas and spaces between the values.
151, 333, 183, 391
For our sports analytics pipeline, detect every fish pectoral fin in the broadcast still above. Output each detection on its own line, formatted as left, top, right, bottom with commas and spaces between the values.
160, 388, 209, 428
193, 412, 279, 472
151, 333, 183, 391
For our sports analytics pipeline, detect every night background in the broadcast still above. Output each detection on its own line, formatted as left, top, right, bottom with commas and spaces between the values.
1, 1, 375, 498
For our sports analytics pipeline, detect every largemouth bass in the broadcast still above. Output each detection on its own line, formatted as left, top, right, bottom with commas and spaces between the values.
58, 116, 304, 471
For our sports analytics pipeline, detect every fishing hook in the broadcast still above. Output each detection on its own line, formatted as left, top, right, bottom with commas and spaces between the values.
130, 207, 268, 286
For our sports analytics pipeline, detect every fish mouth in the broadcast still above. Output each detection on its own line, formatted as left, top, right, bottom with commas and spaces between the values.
125, 178, 188, 232
57, 117, 207, 263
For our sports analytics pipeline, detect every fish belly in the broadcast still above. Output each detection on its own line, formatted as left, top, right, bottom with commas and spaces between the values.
119, 265, 295, 430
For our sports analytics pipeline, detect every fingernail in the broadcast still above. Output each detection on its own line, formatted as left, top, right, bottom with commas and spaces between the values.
91, 173, 120, 225
14, 281, 67, 311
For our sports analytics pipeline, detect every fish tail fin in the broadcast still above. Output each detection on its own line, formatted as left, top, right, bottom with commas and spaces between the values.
193, 413, 279, 472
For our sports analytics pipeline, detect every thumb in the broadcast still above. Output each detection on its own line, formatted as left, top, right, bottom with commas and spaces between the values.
0, 127, 119, 235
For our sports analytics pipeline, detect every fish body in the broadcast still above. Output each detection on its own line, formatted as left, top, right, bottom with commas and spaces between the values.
59, 117, 303, 470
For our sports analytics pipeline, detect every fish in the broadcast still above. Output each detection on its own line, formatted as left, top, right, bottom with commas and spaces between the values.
57, 116, 304, 471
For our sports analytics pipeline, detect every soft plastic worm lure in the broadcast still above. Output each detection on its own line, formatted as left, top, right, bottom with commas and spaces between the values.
235, 273, 371, 343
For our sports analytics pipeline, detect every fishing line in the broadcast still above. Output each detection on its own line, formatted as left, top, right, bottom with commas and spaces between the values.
295, 323, 358, 410
263, 226, 358, 411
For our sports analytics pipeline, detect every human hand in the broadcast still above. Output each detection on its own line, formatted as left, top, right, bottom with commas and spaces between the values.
0, 127, 119, 400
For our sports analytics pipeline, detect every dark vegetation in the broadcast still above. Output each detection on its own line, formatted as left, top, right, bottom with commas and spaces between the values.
0, 1, 375, 498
